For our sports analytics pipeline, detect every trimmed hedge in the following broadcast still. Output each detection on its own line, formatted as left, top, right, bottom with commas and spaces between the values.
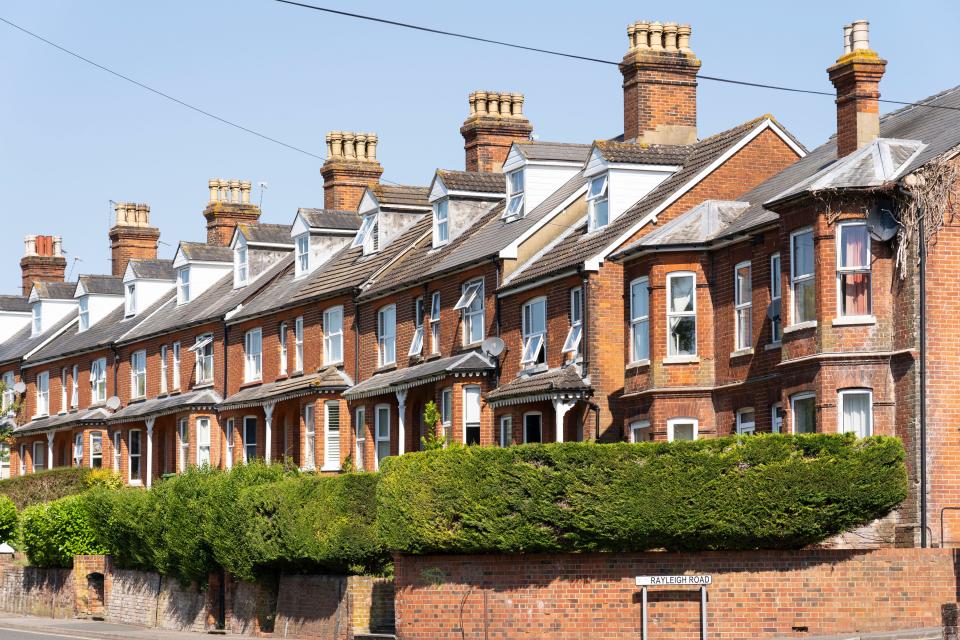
376, 434, 908, 554
0, 467, 91, 509
0, 495, 16, 543
20, 494, 106, 567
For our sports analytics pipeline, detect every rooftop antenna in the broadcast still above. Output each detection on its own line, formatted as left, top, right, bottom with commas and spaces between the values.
258, 181, 268, 208
67, 256, 82, 281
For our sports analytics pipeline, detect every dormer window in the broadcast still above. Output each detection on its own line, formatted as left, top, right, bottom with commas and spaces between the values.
235, 246, 249, 286
433, 200, 449, 247
78, 297, 90, 332
352, 214, 379, 254
124, 284, 137, 317
295, 234, 310, 276
32, 306, 41, 336
505, 170, 524, 219
587, 175, 609, 231
177, 268, 190, 304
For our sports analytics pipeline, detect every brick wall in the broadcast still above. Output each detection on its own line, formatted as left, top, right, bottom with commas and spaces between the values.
106, 568, 209, 632
394, 549, 960, 640
0, 562, 73, 619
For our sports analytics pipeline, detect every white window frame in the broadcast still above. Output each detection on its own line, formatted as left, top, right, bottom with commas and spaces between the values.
630, 277, 650, 364
73, 432, 83, 466
193, 334, 214, 384
770, 253, 782, 343
586, 174, 609, 232
523, 411, 543, 444
303, 402, 316, 470
666, 271, 697, 358
225, 418, 234, 470
278, 321, 288, 375
456, 280, 485, 346
19, 444, 26, 476
352, 214, 377, 250
131, 350, 147, 399
734, 261, 752, 351
90, 358, 107, 404
60, 368, 68, 414
32, 441, 45, 472
323, 307, 344, 365
172, 342, 181, 389
243, 416, 258, 463
504, 169, 524, 219
409, 297, 425, 358
32, 305, 41, 336
772, 402, 784, 434
125, 283, 137, 317
128, 429, 142, 483
244, 328, 263, 382
178, 418, 189, 471
790, 227, 815, 325
78, 296, 90, 331
430, 291, 441, 354
375, 404, 390, 470
1, 371, 14, 415
463, 385, 482, 445
112, 432, 121, 472
196, 417, 211, 466
294, 316, 304, 372
630, 420, 651, 443
521, 296, 547, 366
323, 400, 341, 470
160, 345, 168, 394
177, 267, 190, 304
295, 233, 310, 276
441, 387, 452, 441
235, 245, 249, 286
433, 199, 449, 246
377, 305, 397, 367
667, 417, 699, 442
36, 371, 49, 417
836, 221, 872, 318
790, 392, 817, 434
736, 408, 756, 435
838, 388, 873, 438
499, 414, 512, 447
90, 431, 103, 469
562, 287, 583, 358
354, 406, 366, 471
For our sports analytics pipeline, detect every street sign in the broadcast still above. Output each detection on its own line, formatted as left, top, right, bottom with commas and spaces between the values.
636, 575, 712, 587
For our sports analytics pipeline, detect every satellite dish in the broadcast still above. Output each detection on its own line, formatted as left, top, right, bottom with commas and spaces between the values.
482, 336, 505, 357
766, 298, 781, 321
13, 381, 26, 394
867, 198, 899, 242
106, 396, 121, 411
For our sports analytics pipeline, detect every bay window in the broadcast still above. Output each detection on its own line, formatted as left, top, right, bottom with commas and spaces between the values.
790, 228, 815, 324
2, 371, 15, 414
630, 420, 652, 443
587, 174, 609, 231
323, 307, 343, 365
73, 433, 83, 466
131, 350, 147, 398
225, 419, 234, 469
562, 287, 583, 358
735, 262, 752, 350
113, 432, 121, 472
505, 169, 524, 218
791, 392, 816, 434
667, 418, 698, 441
90, 432, 102, 468
837, 222, 871, 317
71, 364, 78, 408
630, 278, 650, 363
244, 328, 263, 382
838, 389, 872, 437
666, 272, 696, 357
60, 369, 67, 414
521, 297, 547, 366
456, 280, 484, 345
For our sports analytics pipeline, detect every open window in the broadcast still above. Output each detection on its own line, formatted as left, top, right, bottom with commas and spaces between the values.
586, 174, 609, 231
191, 335, 214, 384
409, 297, 425, 357
521, 297, 547, 366
504, 169, 524, 219
456, 280, 484, 345
562, 287, 583, 358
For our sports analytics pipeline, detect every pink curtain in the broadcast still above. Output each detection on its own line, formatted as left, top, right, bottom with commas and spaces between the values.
842, 228, 869, 315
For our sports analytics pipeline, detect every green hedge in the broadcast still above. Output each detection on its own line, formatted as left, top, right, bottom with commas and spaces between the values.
19, 494, 106, 567
376, 434, 908, 554
0, 467, 91, 509
0, 495, 17, 543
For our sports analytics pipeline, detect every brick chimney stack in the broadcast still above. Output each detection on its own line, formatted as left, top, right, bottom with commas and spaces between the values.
460, 92, 533, 173
203, 179, 261, 246
320, 132, 384, 211
620, 21, 701, 145
109, 202, 160, 276
828, 20, 886, 158
20, 235, 66, 295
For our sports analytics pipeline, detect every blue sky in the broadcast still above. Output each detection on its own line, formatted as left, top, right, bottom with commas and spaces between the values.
1, 0, 957, 294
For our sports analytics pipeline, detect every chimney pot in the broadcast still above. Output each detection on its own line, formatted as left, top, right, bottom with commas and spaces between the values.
649, 22, 663, 50
843, 24, 853, 55
331, 131, 344, 158
677, 24, 692, 53
208, 179, 218, 203
240, 181, 252, 204
663, 23, 678, 50
828, 19, 886, 157
21, 234, 66, 293
627, 23, 636, 49
635, 22, 650, 49
851, 19, 870, 51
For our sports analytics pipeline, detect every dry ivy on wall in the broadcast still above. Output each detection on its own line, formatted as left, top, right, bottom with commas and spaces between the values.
894, 157, 960, 279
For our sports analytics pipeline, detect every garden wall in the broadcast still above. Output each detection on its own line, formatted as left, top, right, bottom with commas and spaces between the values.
0, 557, 73, 618
394, 548, 960, 640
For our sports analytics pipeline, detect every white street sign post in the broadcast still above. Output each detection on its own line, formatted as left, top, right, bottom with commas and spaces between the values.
635, 575, 712, 640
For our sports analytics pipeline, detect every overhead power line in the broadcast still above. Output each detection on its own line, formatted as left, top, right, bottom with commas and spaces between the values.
273, 0, 960, 113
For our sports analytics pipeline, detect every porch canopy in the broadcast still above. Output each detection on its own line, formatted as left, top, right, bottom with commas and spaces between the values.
343, 352, 494, 401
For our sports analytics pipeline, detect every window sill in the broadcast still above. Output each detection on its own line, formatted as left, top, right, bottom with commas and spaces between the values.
626, 359, 650, 371
192, 383, 214, 391
128, 397, 146, 404
519, 363, 548, 376
320, 465, 341, 472
764, 342, 782, 351
663, 355, 699, 365
129, 480, 142, 486
832, 315, 876, 327
783, 320, 817, 334
730, 348, 754, 359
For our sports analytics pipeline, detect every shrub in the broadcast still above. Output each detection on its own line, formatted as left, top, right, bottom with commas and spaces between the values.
0, 467, 91, 509
83, 487, 155, 572
19, 495, 106, 567
376, 434, 908, 554
0, 495, 17, 543
84, 469, 123, 491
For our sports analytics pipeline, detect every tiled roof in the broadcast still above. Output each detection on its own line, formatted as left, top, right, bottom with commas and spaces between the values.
436, 170, 506, 194
32, 282, 76, 300
502, 117, 773, 289
238, 223, 294, 246
0, 314, 76, 366
179, 242, 232, 263
118, 255, 290, 344
219, 367, 350, 410
14, 408, 110, 436
0, 296, 30, 313
128, 259, 175, 280
299, 209, 362, 231
107, 389, 222, 424
593, 140, 692, 165
343, 352, 494, 400
485, 366, 591, 405
514, 141, 592, 163
77, 275, 123, 296
370, 184, 431, 209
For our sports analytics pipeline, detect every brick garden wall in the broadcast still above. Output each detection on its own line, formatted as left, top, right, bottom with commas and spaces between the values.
394, 548, 960, 640
106, 568, 209, 632
0, 560, 73, 619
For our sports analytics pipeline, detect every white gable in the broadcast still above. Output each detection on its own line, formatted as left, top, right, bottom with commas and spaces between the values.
291, 212, 311, 238
429, 176, 449, 203
501, 145, 527, 173
358, 191, 379, 217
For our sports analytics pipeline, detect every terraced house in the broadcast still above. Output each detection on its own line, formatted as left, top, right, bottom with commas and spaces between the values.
3, 18, 959, 547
